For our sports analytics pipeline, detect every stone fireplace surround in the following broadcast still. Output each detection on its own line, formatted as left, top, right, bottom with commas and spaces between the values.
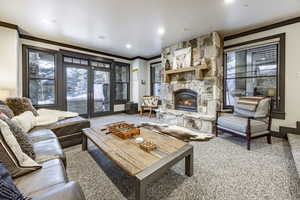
157, 32, 223, 134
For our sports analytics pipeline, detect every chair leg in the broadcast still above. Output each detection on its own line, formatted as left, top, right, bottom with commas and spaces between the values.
247, 138, 251, 150
149, 108, 152, 118
267, 134, 272, 144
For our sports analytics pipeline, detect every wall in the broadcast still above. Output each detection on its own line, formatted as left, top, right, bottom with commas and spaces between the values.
0, 27, 19, 96
131, 58, 148, 106
224, 22, 300, 131
20, 38, 132, 112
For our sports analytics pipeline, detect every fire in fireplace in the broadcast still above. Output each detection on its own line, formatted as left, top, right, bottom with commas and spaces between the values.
174, 89, 197, 112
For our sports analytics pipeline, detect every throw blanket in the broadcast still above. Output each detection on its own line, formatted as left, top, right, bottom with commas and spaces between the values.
140, 122, 214, 142
236, 96, 266, 111
36, 109, 79, 126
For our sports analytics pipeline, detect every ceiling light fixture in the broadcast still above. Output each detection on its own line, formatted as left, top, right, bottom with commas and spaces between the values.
224, 0, 235, 4
126, 44, 132, 49
98, 35, 106, 40
42, 19, 56, 24
158, 27, 165, 36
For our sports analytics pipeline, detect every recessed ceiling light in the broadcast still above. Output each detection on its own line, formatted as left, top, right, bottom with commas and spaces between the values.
158, 27, 165, 36
126, 44, 132, 49
98, 35, 106, 40
42, 19, 57, 24
224, 0, 235, 4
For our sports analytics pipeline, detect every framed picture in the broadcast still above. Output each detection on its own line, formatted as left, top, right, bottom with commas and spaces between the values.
173, 47, 192, 69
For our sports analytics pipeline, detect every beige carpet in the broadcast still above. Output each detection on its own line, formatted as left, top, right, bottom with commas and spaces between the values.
65, 114, 300, 200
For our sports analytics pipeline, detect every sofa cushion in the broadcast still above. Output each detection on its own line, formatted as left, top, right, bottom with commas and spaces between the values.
14, 159, 68, 197
0, 119, 41, 178
28, 129, 57, 143
6, 97, 39, 116
12, 111, 37, 133
33, 138, 66, 166
0, 114, 35, 159
218, 115, 268, 136
0, 105, 15, 118
35, 182, 86, 200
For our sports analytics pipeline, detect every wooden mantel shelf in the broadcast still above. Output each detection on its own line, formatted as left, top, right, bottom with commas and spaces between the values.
164, 64, 210, 83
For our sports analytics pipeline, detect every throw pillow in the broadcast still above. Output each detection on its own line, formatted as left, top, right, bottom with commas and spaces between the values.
6, 97, 38, 116
0, 119, 41, 178
0, 105, 15, 118
11, 111, 37, 133
0, 114, 35, 159
0, 100, 5, 105
0, 162, 31, 200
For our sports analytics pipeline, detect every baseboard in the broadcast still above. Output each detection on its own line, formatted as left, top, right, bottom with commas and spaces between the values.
279, 126, 300, 138
271, 131, 287, 139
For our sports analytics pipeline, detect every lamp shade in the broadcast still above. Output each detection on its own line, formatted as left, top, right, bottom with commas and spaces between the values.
0, 89, 10, 101
267, 88, 276, 97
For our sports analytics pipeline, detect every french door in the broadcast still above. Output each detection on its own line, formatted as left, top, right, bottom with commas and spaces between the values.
64, 59, 113, 117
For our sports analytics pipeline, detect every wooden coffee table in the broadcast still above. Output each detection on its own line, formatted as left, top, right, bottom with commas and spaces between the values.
82, 126, 194, 200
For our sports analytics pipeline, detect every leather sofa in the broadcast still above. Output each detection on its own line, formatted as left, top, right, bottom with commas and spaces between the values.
12, 116, 90, 200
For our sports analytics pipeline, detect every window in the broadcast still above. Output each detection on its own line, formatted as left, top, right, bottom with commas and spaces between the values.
27, 49, 57, 105
114, 62, 130, 103
150, 62, 162, 97
224, 33, 285, 119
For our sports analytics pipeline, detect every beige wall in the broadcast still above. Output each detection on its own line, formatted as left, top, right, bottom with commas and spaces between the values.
0, 27, 19, 96
224, 22, 300, 131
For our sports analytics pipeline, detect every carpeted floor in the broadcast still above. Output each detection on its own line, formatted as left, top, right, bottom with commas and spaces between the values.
65, 114, 300, 200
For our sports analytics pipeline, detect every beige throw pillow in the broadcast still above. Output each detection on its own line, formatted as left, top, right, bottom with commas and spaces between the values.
0, 119, 41, 178
12, 111, 37, 133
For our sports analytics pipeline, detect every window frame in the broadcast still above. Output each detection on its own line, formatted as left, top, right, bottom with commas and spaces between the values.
22, 45, 59, 108
150, 61, 162, 96
223, 33, 286, 119
113, 62, 130, 104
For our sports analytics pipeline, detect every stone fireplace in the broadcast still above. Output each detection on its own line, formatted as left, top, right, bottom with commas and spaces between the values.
174, 89, 197, 112
156, 32, 223, 134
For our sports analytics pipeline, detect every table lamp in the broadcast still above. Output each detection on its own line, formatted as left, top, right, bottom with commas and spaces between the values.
267, 88, 276, 97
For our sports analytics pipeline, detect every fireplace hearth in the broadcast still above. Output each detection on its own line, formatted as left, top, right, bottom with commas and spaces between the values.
174, 89, 197, 112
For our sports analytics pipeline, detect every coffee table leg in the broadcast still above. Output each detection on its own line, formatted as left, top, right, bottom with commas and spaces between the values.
185, 149, 194, 177
82, 134, 88, 151
135, 178, 146, 200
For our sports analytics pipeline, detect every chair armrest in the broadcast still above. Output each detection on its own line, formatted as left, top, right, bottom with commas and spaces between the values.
33, 182, 86, 200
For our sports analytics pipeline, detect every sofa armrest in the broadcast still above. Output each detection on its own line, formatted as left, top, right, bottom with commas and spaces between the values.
33, 182, 85, 200
217, 109, 234, 114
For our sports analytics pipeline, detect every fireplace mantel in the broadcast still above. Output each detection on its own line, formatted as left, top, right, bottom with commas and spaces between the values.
164, 64, 215, 83
156, 108, 215, 121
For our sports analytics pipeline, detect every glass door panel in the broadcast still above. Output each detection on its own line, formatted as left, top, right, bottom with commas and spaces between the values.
93, 70, 111, 114
66, 67, 89, 115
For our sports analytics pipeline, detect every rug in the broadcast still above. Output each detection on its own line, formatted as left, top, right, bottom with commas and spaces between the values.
65, 114, 300, 200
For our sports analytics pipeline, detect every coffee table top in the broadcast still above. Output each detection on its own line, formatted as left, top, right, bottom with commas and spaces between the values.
83, 126, 187, 176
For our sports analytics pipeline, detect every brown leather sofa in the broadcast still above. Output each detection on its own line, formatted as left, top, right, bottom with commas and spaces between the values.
12, 116, 90, 200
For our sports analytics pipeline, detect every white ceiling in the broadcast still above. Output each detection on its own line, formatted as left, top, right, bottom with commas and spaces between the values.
0, 0, 299, 58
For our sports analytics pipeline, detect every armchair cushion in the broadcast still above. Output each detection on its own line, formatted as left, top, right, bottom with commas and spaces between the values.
217, 115, 268, 136
234, 98, 270, 118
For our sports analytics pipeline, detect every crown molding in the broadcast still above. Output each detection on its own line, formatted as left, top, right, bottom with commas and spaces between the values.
224, 16, 300, 41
